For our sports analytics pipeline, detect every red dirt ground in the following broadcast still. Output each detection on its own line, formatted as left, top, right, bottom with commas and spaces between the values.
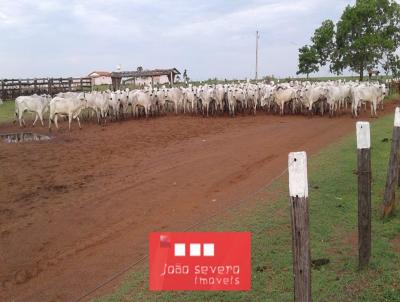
0, 103, 399, 301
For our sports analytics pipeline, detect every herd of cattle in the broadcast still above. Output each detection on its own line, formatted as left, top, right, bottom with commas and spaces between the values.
12, 80, 389, 130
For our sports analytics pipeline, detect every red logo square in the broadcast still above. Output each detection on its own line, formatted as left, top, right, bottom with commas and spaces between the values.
149, 232, 251, 291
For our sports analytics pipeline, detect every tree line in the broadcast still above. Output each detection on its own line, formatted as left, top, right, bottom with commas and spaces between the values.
297, 0, 400, 80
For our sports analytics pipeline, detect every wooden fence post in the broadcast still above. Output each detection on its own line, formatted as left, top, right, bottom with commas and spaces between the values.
48, 78, 53, 95
288, 151, 311, 302
382, 108, 400, 217
356, 121, 371, 269
1, 80, 4, 100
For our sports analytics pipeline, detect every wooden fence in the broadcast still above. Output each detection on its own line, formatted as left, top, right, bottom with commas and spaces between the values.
0, 77, 92, 100
389, 81, 400, 95
288, 110, 400, 301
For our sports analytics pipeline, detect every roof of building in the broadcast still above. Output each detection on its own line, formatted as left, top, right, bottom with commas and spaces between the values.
88, 71, 111, 77
111, 68, 180, 78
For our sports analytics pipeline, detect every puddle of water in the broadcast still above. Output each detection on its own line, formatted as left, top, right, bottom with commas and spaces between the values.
0, 132, 52, 143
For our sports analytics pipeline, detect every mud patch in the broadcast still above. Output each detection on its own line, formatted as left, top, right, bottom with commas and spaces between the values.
0, 132, 52, 143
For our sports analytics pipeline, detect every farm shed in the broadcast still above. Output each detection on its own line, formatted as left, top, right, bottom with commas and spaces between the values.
110, 68, 180, 90
88, 71, 112, 86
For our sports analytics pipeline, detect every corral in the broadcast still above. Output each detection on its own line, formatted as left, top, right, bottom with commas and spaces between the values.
3, 0, 400, 300
0, 100, 399, 301
0, 77, 92, 100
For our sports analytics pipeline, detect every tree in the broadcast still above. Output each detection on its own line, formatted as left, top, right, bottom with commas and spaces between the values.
383, 53, 400, 77
334, 0, 400, 80
296, 45, 319, 78
299, 0, 400, 80
311, 20, 335, 66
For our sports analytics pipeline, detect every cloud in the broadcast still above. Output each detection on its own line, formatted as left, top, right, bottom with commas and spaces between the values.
165, 0, 314, 38
0, 0, 354, 79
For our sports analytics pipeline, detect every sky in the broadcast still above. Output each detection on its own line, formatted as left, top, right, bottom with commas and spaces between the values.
0, 0, 356, 80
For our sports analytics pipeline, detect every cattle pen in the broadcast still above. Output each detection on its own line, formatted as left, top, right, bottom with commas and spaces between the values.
0, 77, 92, 100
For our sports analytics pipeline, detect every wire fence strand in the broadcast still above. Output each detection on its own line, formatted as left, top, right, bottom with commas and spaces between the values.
73, 164, 293, 302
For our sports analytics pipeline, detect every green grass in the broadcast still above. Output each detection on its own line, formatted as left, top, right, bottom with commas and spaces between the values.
0, 100, 15, 123
0, 100, 37, 124
92, 112, 400, 302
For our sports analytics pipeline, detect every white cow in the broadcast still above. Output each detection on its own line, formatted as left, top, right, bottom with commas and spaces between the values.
15, 94, 51, 127
117, 90, 130, 117
245, 86, 259, 115
233, 88, 246, 113
163, 88, 183, 114
131, 90, 155, 117
273, 86, 297, 115
325, 85, 342, 117
56, 92, 80, 98
197, 86, 216, 116
95, 92, 110, 123
109, 91, 123, 119
351, 85, 382, 117
48, 94, 87, 131
227, 87, 237, 116
85, 91, 109, 124
300, 86, 327, 115
377, 84, 387, 110
227, 87, 246, 116
182, 87, 197, 114
214, 85, 226, 112
260, 85, 275, 110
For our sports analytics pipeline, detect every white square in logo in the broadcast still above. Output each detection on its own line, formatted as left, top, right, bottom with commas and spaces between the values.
203, 243, 214, 256
190, 243, 201, 256
174, 243, 185, 256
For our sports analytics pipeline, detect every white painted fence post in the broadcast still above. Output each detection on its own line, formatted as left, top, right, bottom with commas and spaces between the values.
356, 121, 371, 269
288, 151, 311, 302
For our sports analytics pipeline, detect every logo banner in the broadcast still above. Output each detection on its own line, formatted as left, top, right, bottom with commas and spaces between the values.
149, 232, 251, 291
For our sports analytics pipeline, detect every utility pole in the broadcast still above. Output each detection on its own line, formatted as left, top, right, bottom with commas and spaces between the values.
255, 30, 260, 80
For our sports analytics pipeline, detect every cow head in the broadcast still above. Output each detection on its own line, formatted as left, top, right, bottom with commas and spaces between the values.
79, 94, 88, 108
381, 84, 387, 96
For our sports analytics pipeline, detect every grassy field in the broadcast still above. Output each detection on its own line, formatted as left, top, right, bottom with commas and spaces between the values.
0, 100, 15, 123
93, 112, 400, 302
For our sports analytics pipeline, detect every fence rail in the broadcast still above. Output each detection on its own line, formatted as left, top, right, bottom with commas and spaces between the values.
0, 77, 92, 100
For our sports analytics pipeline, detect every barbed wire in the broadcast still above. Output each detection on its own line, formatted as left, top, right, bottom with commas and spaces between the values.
73, 163, 294, 302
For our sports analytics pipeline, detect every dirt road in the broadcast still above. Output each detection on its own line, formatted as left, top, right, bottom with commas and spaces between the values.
0, 104, 397, 301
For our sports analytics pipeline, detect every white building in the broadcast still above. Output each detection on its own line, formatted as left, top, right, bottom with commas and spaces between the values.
88, 71, 112, 86
116, 68, 180, 88
129, 75, 170, 86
